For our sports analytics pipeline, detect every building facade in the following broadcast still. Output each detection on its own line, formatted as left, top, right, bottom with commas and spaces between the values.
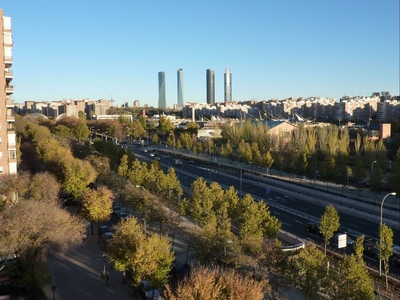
206, 69, 215, 105
177, 68, 183, 108
158, 71, 166, 108
224, 67, 232, 103
0, 10, 17, 175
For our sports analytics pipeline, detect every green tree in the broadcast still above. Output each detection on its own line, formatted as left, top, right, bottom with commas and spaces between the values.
353, 234, 365, 262
220, 141, 233, 159
238, 140, 252, 162
319, 204, 340, 256
378, 223, 393, 289
329, 255, 375, 300
287, 244, 327, 300
72, 121, 90, 142
263, 150, 274, 175
106, 217, 174, 287
80, 186, 114, 243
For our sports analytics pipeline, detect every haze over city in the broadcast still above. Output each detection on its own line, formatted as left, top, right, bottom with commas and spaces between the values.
3, 0, 399, 107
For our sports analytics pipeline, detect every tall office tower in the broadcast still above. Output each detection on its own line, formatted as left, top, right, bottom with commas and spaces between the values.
158, 71, 166, 108
206, 69, 215, 105
0, 10, 17, 175
133, 100, 140, 107
177, 68, 184, 108
224, 68, 232, 103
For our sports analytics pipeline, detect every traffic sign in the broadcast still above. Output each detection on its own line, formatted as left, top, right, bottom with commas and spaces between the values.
337, 234, 347, 248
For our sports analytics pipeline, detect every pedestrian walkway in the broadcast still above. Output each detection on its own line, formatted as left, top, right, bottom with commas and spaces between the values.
44, 219, 134, 299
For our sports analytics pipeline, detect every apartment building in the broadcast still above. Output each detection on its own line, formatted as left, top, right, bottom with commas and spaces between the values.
0, 10, 17, 174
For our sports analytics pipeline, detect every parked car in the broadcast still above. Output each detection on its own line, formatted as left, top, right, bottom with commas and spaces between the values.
139, 280, 160, 300
305, 222, 322, 236
363, 243, 379, 258
118, 212, 128, 221
102, 232, 114, 245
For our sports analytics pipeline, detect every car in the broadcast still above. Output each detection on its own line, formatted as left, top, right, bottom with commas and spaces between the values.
363, 243, 379, 258
170, 261, 191, 282
118, 212, 128, 221
154, 157, 160, 161
143, 149, 148, 153
333, 233, 354, 246
99, 225, 110, 235
363, 235, 379, 245
149, 153, 155, 157
305, 222, 322, 236
139, 280, 160, 300
392, 254, 400, 266
102, 232, 114, 245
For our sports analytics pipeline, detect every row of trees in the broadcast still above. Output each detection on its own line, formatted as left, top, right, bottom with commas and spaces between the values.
0, 172, 86, 298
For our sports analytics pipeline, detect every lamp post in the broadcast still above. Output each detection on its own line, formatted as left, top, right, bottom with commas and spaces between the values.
102, 253, 107, 285
371, 160, 377, 175
379, 192, 396, 276
51, 285, 56, 300
239, 164, 243, 195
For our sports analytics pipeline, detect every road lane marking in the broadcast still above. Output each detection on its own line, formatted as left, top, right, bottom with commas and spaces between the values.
274, 212, 281, 215
282, 222, 292, 227
295, 220, 303, 224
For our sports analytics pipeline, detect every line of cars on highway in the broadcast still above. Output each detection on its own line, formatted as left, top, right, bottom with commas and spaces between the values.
305, 221, 400, 267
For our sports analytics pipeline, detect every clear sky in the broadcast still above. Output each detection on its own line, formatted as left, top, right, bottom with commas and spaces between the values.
2, 0, 399, 107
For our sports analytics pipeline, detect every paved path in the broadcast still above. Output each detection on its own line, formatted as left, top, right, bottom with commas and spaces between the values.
44, 223, 135, 300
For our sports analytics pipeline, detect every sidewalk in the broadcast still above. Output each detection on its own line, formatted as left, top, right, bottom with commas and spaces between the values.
44, 222, 134, 300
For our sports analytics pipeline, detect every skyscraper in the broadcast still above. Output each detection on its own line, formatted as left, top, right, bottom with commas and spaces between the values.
206, 69, 215, 105
177, 68, 184, 108
0, 10, 17, 175
224, 68, 232, 103
158, 71, 166, 108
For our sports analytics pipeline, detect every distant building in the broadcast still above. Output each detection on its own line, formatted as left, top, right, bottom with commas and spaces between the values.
206, 69, 215, 105
133, 100, 140, 107
177, 68, 184, 108
158, 71, 166, 108
0, 10, 17, 174
224, 68, 232, 103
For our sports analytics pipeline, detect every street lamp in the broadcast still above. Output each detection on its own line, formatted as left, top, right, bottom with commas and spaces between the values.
371, 160, 377, 175
379, 192, 396, 276
51, 285, 56, 300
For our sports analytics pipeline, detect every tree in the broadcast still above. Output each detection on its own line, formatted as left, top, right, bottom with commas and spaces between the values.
319, 204, 340, 256
328, 255, 375, 300
287, 244, 327, 300
220, 141, 232, 159
80, 186, 113, 243
353, 234, 365, 262
0, 200, 85, 297
106, 217, 174, 287
164, 265, 267, 300
378, 223, 393, 289
263, 150, 274, 175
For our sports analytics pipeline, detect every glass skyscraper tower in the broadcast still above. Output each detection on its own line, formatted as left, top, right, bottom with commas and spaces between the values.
177, 68, 183, 108
224, 68, 232, 103
158, 71, 166, 108
206, 69, 215, 105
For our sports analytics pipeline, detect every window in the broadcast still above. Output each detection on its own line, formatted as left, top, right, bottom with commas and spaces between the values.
0, 152, 2, 159
9, 150, 16, 160
0, 137, 2, 144
0, 166, 3, 174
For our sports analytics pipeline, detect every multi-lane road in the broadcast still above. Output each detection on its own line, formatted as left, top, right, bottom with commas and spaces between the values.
128, 144, 400, 276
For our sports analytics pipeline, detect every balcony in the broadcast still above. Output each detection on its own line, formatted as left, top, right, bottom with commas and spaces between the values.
6, 100, 14, 108
4, 56, 12, 66
7, 115, 15, 123
5, 70, 13, 79
5, 85, 14, 94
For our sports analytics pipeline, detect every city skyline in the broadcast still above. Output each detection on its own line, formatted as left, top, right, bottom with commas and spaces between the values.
1, 1, 398, 107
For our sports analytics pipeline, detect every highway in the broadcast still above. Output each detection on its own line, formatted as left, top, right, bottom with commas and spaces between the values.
128, 145, 400, 276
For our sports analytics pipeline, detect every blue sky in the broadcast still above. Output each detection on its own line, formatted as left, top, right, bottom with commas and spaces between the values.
3, 0, 399, 107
